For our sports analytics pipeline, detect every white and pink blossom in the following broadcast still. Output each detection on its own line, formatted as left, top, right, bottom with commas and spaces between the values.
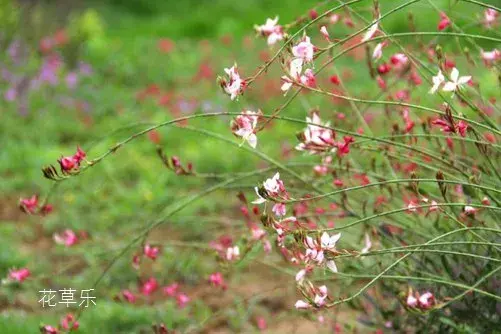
231, 110, 261, 148
292, 36, 315, 62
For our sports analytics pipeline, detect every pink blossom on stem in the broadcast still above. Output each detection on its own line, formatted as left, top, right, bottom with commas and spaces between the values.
19, 195, 38, 214
254, 17, 284, 46
122, 290, 136, 303
296, 112, 336, 154
143, 244, 160, 260
141, 277, 159, 296
219, 64, 245, 100
292, 36, 315, 62
53, 229, 78, 247
8, 267, 31, 282
176, 293, 190, 308
231, 110, 261, 148
163, 283, 180, 297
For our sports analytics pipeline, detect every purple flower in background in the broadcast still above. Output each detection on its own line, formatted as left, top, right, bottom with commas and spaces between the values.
38, 55, 62, 86
66, 72, 78, 89
78, 61, 93, 76
4, 87, 17, 102
7, 40, 25, 65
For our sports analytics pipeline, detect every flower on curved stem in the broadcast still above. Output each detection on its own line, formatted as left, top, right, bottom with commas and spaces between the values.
231, 110, 261, 148
219, 64, 246, 100
442, 67, 471, 93
292, 36, 315, 63
254, 17, 284, 46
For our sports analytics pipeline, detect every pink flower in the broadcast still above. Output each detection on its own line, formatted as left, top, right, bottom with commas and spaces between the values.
8, 267, 31, 282
53, 229, 78, 247
335, 136, 354, 157
58, 156, 76, 172
219, 64, 245, 100
437, 12, 450, 31
73, 146, 86, 164
296, 112, 336, 154
390, 53, 408, 68
19, 195, 38, 214
484, 9, 498, 28
456, 120, 468, 137
292, 36, 315, 62
143, 244, 160, 260
361, 15, 380, 42
60, 313, 79, 331
272, 203, 286, 217
256, 316, 267, 330
41, 325, 58, 334
299, 69, 316, 88
231, 110, 261, 148
208, 272, 226, 289
481, 49, 500, 66
122, 290, 136, 303
163, 283, 180, 297
141, 277, 159, 296
176, 293, 190, 308
254, 17, 284, 46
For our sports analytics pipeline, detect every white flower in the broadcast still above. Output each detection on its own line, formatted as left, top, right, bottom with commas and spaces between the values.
481, 49, 500, 64
361, 15, 380, 42
254, 17, 284, 46
320, 26, 330, 41
295, 269, 306, 282
326, 260, 338, 273
255, 17, 279, 35
226, 246, 240, 261
406, 294, 418, 307
252, 172, 285, 204
221, 65, 244, 100
295, 300, 311, 309
360, 233, 372, 254
429, 69, 445, 94
292, 36, 314, 62
320, 232, 341, 250
464, 205, 476, 215
281, 58, 303, 93
372, 42, 384, 60
442, 67, 471, 93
